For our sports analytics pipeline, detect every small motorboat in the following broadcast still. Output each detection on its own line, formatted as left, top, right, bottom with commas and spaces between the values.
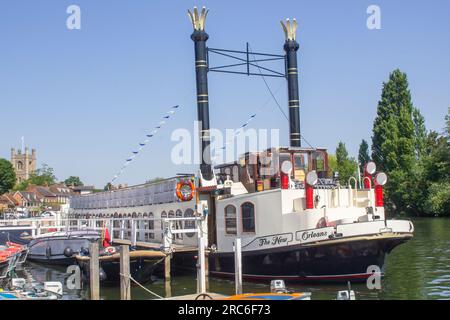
223, 280, 311, 300
0, 278, 62, 300
27, 230, 100, 266
0, 242, 28, 279
75, 246, 166, 284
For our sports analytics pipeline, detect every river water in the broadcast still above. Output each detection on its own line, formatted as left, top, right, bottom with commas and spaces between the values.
16, 218, 450, 300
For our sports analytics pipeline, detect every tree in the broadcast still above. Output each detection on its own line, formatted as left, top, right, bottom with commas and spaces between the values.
0, 159, 16, 195
27, 163, 56, 186
358, 139, 371, 173
104, 183, 112, 191
64, 176, 84, 187
327, 154, 337, 177
371, 69, 420, 215
420, 109, 450, 216
335, 142, 358, 186
413, 107, 427, 160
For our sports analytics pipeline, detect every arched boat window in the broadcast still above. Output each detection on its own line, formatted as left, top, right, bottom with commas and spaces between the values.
160, 211, 167, 239
224, 205, 237, 235
161, 211, 167, 231
184, 208, 195, 238
241, 202, 255, 233
148, 212, 154, 239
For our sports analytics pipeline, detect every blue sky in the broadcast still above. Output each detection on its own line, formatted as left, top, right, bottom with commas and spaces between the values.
0, 0, 449, 187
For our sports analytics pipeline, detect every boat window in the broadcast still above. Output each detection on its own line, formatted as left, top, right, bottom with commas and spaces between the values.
294, 153, 307, 181
184, 208, 195, 238
148, 213, 154, 239
241, 202, 255, 233
313, 151, 325, 172
224, 205, 237, 235
160, 211, 167, 239
279, 153, 292, 176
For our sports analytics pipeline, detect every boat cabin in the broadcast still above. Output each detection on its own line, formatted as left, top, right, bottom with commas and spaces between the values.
214, 147, 329, 193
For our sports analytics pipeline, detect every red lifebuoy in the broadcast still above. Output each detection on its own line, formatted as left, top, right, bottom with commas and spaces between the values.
176, 180, 195, 201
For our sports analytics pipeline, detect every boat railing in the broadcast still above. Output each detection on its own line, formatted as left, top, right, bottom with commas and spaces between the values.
0, 216, 204, 249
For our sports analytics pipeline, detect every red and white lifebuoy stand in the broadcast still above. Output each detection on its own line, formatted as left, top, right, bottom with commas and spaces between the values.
305, 171, 318, 209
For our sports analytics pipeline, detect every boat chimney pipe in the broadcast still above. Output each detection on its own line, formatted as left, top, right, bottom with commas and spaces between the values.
188, 7, 213, 180
281, 19, 301, 147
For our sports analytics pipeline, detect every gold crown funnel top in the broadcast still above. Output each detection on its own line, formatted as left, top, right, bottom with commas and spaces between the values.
188, 6, 209, 31
280, 18, 298, 41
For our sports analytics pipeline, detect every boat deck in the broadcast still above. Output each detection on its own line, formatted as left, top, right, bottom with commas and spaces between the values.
112, 239, 200, 253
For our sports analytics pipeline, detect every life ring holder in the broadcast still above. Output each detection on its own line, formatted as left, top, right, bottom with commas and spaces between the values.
176, 180, 195, 202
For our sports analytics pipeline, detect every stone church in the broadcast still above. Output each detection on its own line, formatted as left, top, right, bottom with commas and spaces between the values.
10, 147, 36, 183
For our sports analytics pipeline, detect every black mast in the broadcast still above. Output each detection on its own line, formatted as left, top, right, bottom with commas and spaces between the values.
188, 7, 213, 180
281, 19, 301, 147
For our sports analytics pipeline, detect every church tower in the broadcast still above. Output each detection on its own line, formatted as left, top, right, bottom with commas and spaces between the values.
11, 147, 36, 183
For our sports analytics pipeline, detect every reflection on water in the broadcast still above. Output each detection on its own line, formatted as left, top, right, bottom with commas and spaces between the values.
17, 218, 450, 300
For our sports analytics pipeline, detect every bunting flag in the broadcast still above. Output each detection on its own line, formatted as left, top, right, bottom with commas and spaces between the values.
211, 83, 283, 163
110, 105, 180, 184
212, 111, 260, 161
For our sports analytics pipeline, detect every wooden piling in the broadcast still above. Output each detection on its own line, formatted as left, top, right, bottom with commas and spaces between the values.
164, 254, 171, 281
89, 242, 100, 300
120, 245, 131, 300
164, 278, 172, 298
234, 237, 242, 295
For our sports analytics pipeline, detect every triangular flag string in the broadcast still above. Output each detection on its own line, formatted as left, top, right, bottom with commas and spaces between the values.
110, 105, 180, 184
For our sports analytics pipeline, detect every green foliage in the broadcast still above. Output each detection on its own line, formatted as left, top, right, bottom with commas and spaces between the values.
104, 183, 112, 191
371, 70, 421, 215
13, 164, 57, 191
413, 107, 427, 160
13, 180, 29, 191
327, 154, 337, 177
64, 176, 84, 187
0, 159, 16, 195
28, 164, 56, 186
358, 139, 371, 173
335, 142, 358, 186
424, 182, 450, 216
371, 69, 449, 216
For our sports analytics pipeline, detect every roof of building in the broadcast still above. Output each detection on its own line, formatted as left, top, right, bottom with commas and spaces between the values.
15, 191, 43, 203
49, 184, 74, 196
2, 194, 19, 206
27, 185, 57, 198
71, 186, 95, 191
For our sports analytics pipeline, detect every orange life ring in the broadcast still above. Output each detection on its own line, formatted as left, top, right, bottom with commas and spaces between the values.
176, 180, 195, 201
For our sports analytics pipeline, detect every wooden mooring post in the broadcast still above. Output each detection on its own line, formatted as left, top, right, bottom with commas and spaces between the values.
234, 237, 243, 295
89, 242, 100, 300
120, 245, 131, 300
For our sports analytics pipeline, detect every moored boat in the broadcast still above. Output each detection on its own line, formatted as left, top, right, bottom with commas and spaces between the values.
27, 230, 100, 266
0, 242, 28, 279
75, 247, 165, 283
68, 7, 414, 284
